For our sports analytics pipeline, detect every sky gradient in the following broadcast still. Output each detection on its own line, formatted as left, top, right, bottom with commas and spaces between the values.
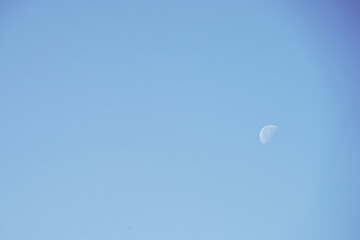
1, 0, 359, 239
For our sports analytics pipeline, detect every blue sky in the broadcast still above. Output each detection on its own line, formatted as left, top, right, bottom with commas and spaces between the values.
1, 0, 359, 239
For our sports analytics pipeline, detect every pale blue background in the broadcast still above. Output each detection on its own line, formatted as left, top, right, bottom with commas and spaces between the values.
1, 0, 359, 239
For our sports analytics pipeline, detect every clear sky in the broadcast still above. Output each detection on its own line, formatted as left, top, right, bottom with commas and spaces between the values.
1, 0, 359, 239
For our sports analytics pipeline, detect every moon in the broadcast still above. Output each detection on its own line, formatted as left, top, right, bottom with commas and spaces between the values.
259, 124, 277, 144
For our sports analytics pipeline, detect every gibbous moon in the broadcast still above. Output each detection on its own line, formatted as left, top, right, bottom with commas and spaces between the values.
259, 124, 277, 144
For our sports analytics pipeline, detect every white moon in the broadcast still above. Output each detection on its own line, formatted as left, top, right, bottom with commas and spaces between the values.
259, 124, 277, 144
